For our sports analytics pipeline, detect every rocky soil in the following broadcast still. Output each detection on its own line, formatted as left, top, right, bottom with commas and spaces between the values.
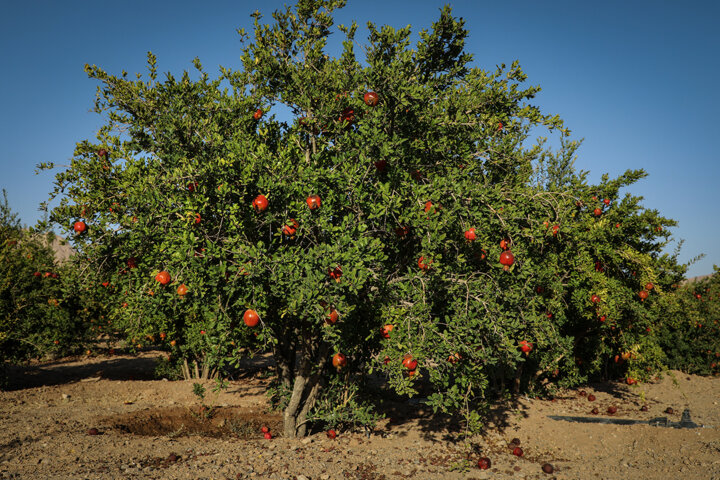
1, 351, 719, 479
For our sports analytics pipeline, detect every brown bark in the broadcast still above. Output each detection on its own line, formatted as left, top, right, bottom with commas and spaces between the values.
274, 335, 295, 389
513, 364, 523, 394
281, 337, 329, 438
182, 359, 191, 380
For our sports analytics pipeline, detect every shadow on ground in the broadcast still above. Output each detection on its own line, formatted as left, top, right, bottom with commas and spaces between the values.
3, 350, 166, 390
4, 350, 643, 444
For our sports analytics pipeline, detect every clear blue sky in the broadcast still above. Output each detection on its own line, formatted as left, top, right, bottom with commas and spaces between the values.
1, 0, 718, 277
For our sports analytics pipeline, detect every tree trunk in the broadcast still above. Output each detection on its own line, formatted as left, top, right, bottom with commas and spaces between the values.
274, 335, 295, 390
281, 339, 329, 438
513, 364, 523, 394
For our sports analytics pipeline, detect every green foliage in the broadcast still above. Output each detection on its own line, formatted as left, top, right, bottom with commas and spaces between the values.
1, 191, 99, 384
657, 268, 720, 375
40, 0, 691, 436
308, 374, 383, 432
153, 355, 183, 380
192, 382, 206, 401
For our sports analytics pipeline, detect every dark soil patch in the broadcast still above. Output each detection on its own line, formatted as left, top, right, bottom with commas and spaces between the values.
103, 406, 283, 438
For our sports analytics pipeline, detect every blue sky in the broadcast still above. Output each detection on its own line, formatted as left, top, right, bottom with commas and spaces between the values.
1, 0, 718, 277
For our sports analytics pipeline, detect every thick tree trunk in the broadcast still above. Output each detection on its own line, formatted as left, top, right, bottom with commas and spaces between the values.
281, 339, 329, 438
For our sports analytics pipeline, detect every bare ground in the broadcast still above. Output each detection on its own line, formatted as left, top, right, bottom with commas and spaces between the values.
1, 351, 719, 480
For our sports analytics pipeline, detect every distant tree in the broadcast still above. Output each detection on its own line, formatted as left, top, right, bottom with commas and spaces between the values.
1, 191, 94, 385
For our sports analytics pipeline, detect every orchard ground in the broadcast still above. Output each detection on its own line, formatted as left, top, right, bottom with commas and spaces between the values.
1, 350, 719, 479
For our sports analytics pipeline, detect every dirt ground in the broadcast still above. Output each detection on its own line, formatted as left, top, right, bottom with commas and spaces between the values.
1, 351, 719, 480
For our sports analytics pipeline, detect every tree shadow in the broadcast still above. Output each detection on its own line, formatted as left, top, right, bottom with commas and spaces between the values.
366, 376, 530, 443
3, 350, 279, 393
223, 353, 275, 382
3, 351, 164, 390
584, 379, 641, 403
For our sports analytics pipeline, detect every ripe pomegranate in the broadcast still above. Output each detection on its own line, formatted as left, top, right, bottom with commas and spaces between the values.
418, 256, 432, 271
593, 207, 602, 216
464, 228, 476, 241
253, 194, 269, 212
363, 91, 379, 106
243, 309, 260, 327
306, 194, 322, 210
73, 221, 87, 233
402, 355, 418, 371
332, 353, 347, 369
638, 289, 649, 301
155, 271, 171, 285
499, 251, 514, 271
325, 309, 339, 325
282, 218, 299, 236
381, 324, 394, 339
